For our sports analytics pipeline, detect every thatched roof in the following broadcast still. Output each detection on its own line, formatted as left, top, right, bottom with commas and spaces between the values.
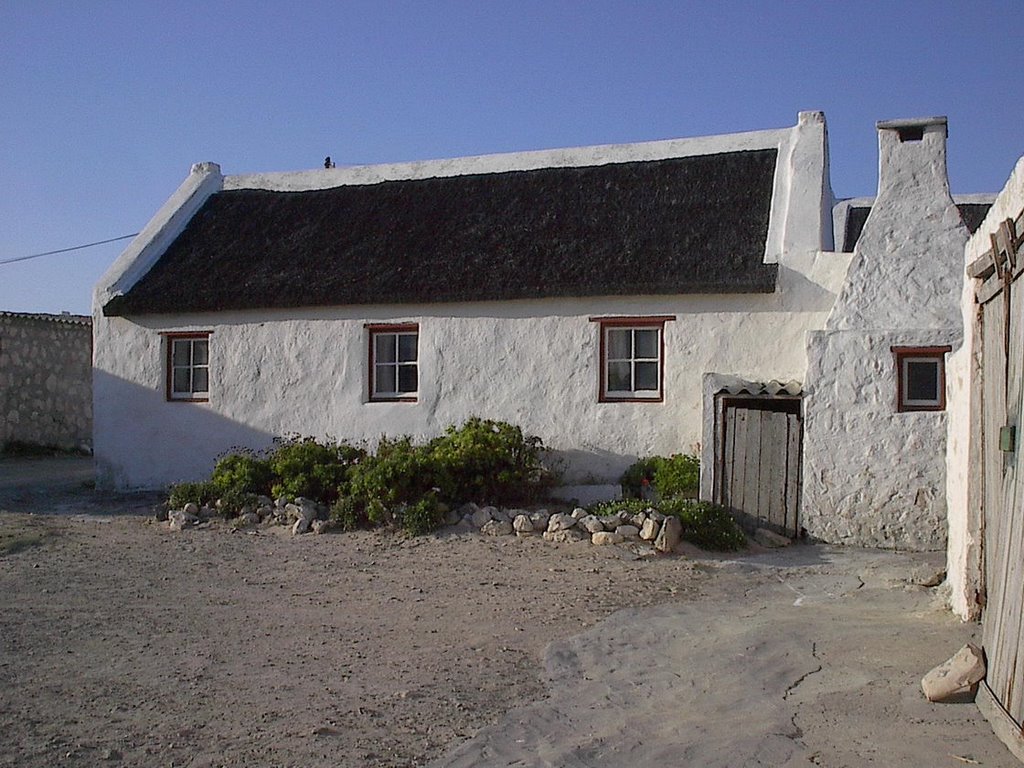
104, 149, 780, 316
841, 201, 993, 253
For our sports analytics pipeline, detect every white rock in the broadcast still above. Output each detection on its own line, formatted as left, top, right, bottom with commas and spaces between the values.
237, 511, 260, 527
542, 528, 588, 544
648, 510, 666, 523
292, 516, 311, 535
513, 514, 534, 533
616, 524, 641, 540
655, 516, 682, 553
168, 509, 191, 532
571, 507, 588, 520
481, 519, 514, 536
547, 512, 577, 532
182, 502, 199, 517
481, 505, 504, 522
592, 531, 624, 546
284, 503, 302, 522
754, 528, 791, 548
579, 515, 605, 534
599, 514, 621, 531
922, 643, 986, 702
630, 513, 647, 528
640, 518, 661, 541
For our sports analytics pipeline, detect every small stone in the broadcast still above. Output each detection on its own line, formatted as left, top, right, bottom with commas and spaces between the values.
922, 643, 986, 702
292, 516, 310, 535
655, 516, 682, 553
444, 507, 461, 526
542, 528, 589, 544
238, 511, 260, 527
275, 497, 288, 509
599, 514, 621, 531
571, 507, 588, 520
182, 502, 199, 517
311, 519, 331, 535
754, 528, 791, 548
592, 531, 624, 546
102, 748, 122, 761
579, 515, 605, 534
284, 503, 302, 522
616, 524, 640, 540
481, 519, 514, 536
630, 513, 647, 528
547, 513, 577, 532
168, 509, 195, 532
470, 507, 493, 528
648, 510, 666, 523
256, 505, 274, 520
640, 517, 660, 541
529, 511, 551, 530
513, 514, 534, 533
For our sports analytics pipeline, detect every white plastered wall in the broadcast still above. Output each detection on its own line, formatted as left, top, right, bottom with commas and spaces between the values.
802, 118, 970, 550
93, 113, 850, 491
947, 156, 1024, 619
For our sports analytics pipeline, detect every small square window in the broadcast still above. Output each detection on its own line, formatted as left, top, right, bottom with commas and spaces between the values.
592, 316, 674, 402
893, 346, 950, 412
165, 333, 212, 402
368, 324, 419, 401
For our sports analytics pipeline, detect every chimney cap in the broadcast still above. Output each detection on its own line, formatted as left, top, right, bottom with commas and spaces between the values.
876, 116, 947, 131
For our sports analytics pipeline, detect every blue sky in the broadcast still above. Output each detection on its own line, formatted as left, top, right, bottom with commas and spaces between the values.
2, 1, 1022, 315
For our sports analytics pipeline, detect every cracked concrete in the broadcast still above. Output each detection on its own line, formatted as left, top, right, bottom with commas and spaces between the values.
431, 547, 1017, 767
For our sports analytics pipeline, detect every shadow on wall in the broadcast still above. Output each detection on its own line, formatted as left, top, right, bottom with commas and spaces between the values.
551, 447, 639, 486
93, 369, 276, 491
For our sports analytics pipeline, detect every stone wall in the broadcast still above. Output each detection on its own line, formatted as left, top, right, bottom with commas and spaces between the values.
0, 312, 92, 451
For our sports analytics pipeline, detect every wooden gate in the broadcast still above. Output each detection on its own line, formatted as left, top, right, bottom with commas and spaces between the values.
968, 211, 1024, 755
715, 396, 802, 538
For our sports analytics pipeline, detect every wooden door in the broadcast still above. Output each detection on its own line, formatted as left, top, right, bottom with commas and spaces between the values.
970, 214, 1024, 752
717, 397, 802, 538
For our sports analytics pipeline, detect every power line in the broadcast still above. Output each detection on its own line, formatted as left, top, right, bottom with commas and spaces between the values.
0, 233, 139, 266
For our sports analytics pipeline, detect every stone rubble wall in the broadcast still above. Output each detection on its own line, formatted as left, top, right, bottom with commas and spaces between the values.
0, 313, 92, 451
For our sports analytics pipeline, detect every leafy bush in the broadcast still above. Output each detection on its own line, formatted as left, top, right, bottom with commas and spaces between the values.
168, 480, 219, 509
587, 498, 656, 519
211, 450, 273, 496
652, 454, 700, 498
620, 453, 699, 499
330, 496, 366, 532
659, 498, 747, 551
215, 488, 259, 519
397, 495, 446, 536
267, 436, 365, 502
430, 418, 546, 504
348, 436, 442, 525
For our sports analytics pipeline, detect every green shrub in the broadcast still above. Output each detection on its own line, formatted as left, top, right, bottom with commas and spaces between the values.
211, 450, 273, 496
620, 453, 699, 499
215, 488, 259, 519
267, 436, 365, 502
348, 436, 442, 523
430, 417, 546, 504
398, 495, 446, 536
587, 498, 657, 518
652, 454, 700, 498
168, 480, 219, 509
659, 498, 747, 551
330, 496, 367, 532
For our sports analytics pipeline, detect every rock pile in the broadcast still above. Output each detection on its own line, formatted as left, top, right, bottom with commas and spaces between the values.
455, 503, 683, 553
164, 496, 333, 534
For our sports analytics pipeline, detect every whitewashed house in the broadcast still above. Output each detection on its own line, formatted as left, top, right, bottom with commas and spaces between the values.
93, 111, 991, 550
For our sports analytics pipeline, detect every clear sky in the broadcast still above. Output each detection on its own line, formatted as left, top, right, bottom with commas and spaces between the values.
2, 1, 1022, 315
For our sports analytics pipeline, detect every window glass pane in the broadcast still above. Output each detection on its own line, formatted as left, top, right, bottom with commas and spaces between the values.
397, 364, 417, 393
375, 364, 396, 394
173, 367, 191, 393
172, 340, 191, 366
375, 334, 396, 364
192, 367, 209, 394
192, 340, 209, 365
906, 360, 939, 402
607, 329, 631, 360
634, 362, 658, 391
398, 333, 418, 362
634, 329, 659, 359
608, 361, 631, 392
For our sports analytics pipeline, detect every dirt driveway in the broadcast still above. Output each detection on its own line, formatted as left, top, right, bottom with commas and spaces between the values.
0, 458, 1017, 767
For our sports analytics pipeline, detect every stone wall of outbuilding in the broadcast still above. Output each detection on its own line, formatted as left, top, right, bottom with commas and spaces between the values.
0, 312, 93, 452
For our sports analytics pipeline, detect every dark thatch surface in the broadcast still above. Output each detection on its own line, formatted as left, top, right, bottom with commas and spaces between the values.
842, 202, 993, 253
104, 150, 781, 316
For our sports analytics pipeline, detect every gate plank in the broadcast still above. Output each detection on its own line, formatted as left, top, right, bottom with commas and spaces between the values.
743, 410, 762, 523
731, 408, 748, 513
785, 413, 802, 537
721, 406, 736, 508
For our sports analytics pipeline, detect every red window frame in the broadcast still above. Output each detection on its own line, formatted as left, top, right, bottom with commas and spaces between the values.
591, 315, 674, 403
163, 331, 212, 403
892, 345, 951, 412
366, 323, 419, 402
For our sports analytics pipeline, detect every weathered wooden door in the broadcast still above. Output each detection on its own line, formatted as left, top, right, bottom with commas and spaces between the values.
970, 213, 1024, 753
716, 397, 802, 538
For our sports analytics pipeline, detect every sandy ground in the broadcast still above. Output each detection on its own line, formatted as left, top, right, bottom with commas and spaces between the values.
0, 456, 1018, 767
